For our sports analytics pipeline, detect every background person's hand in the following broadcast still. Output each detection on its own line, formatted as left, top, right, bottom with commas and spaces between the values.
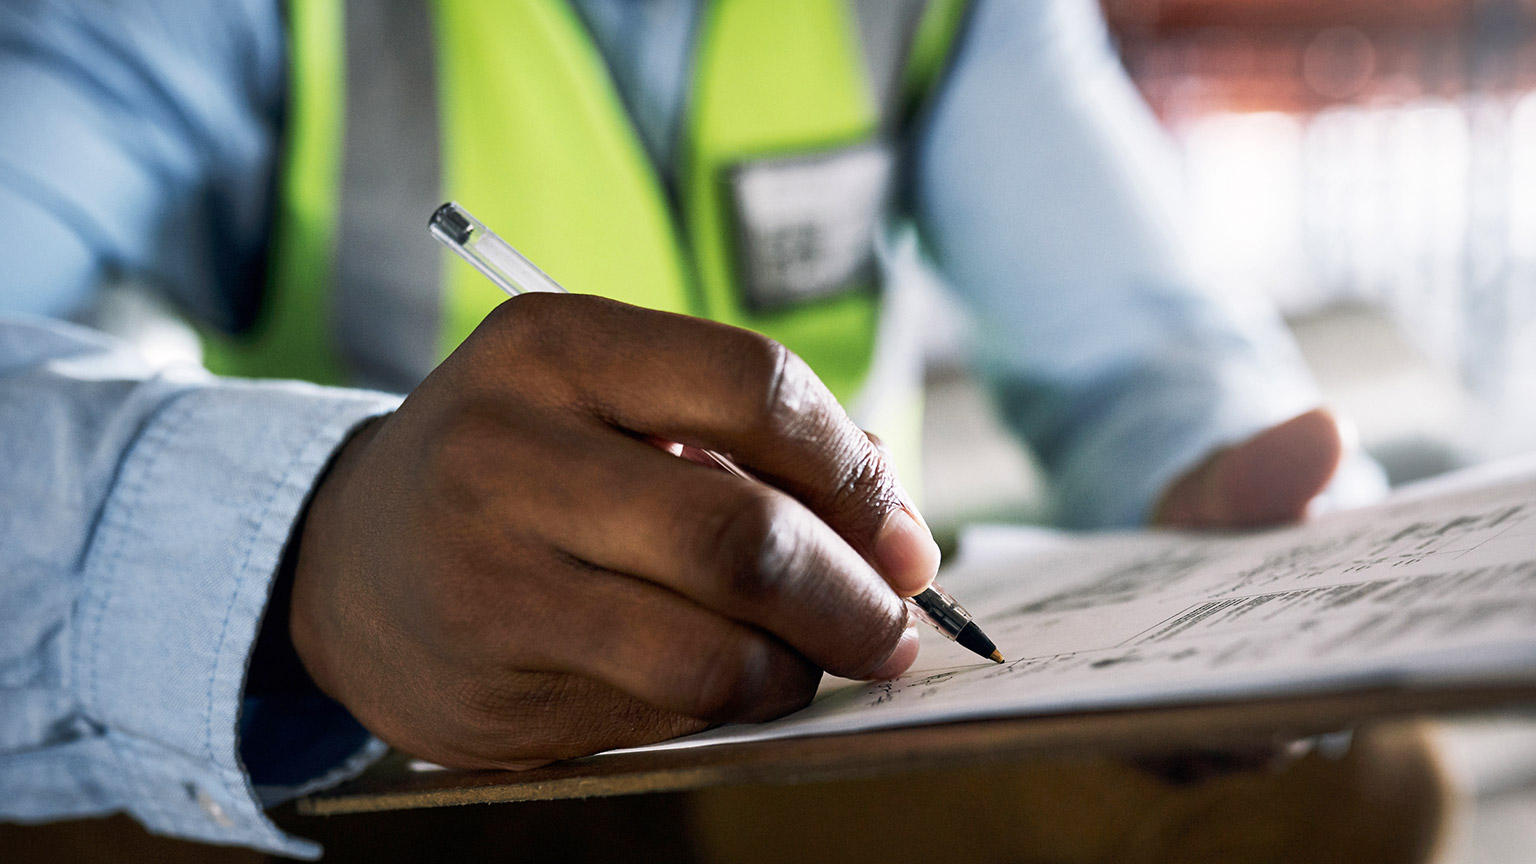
285, 294, 938, 770
1153, 408, 1346, 530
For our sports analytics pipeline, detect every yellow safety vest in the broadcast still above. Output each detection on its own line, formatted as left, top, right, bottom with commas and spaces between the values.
203, 0, 966, 482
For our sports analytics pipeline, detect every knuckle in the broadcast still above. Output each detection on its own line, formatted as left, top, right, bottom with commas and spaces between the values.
827, 444, 896, 528
863, 429, 896, 467
728, 334, 798, 433
686, 636, 821, 723
685, 633, 768, 721
473, 293, 572, 372
765, 656, 822, 717
489, 290, 562, 333
697, 490, 805, 608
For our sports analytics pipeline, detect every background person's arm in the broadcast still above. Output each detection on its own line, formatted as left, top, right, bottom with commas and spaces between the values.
912, 0, 1385, 529
0, 0, 284, 329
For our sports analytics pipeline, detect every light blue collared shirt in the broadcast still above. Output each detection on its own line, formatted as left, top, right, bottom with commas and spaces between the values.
0, 0, 1374, 856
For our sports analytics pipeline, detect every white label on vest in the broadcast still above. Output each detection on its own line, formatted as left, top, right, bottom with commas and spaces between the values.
726, 143, 894, 311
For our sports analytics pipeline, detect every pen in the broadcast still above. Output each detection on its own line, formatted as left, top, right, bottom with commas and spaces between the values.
429, 201, 1004, 666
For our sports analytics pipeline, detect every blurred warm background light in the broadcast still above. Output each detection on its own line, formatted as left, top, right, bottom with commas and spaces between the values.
1102, 0, 1536, 473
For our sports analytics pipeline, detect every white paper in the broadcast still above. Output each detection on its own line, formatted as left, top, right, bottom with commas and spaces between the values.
631, 457, 1536, 752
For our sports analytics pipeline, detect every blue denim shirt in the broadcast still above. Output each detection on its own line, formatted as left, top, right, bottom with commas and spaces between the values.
0, 0, 1374, 856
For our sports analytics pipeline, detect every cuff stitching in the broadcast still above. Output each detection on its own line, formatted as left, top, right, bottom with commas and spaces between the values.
84, 395, 186, 716
200, 400, 366, 768
86, 394, 197, 829
200, 451, 294, 767
202, 400, 381, 845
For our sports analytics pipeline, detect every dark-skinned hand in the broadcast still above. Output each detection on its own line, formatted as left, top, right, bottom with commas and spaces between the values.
284, 294, 937, 770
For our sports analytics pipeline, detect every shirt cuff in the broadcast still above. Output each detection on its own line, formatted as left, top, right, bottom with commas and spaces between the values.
1017, 352, 1321, 529
1038, 357, 1388, 529
69, 378, 399, 859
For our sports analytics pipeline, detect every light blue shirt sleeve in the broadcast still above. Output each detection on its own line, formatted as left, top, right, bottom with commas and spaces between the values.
914, 0, 1384, 527
0, 2, 395, 857
0, 315, 396, 858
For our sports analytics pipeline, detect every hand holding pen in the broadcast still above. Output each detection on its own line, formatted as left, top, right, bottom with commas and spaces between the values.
431, 202, 1001, 665
283, 204, 987, 771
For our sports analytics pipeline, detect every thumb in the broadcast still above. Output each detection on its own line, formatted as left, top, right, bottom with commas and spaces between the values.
1154, 408, 1345, 529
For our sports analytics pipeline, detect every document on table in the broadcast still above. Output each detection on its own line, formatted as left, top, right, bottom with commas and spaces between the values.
640, 456, 1536, 752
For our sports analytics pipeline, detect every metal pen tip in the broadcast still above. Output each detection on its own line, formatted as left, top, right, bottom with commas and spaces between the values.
988, 650, 1005, 664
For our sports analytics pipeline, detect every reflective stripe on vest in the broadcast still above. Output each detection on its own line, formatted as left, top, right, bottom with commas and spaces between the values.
206, 0, 967, 479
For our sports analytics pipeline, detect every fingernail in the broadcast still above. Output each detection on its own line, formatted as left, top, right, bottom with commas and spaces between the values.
866, 624, 921, 680
874, 508, 940, 596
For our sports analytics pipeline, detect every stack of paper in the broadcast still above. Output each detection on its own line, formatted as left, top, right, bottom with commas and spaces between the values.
645, 457, 1536, 751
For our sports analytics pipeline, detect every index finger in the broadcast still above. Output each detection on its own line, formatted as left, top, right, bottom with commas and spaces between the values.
479, 293, 940, 595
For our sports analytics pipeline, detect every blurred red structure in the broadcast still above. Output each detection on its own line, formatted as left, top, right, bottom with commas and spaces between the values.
1098, 0, 1536, 457
1103, 0, 1536, 121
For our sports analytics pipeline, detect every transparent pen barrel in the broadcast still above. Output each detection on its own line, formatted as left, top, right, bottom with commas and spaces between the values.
430, 201, 566, 296
905, 584, 974, 640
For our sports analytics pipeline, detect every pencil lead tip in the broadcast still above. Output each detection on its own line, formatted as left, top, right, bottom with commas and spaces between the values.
989, 650, 1005, 664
